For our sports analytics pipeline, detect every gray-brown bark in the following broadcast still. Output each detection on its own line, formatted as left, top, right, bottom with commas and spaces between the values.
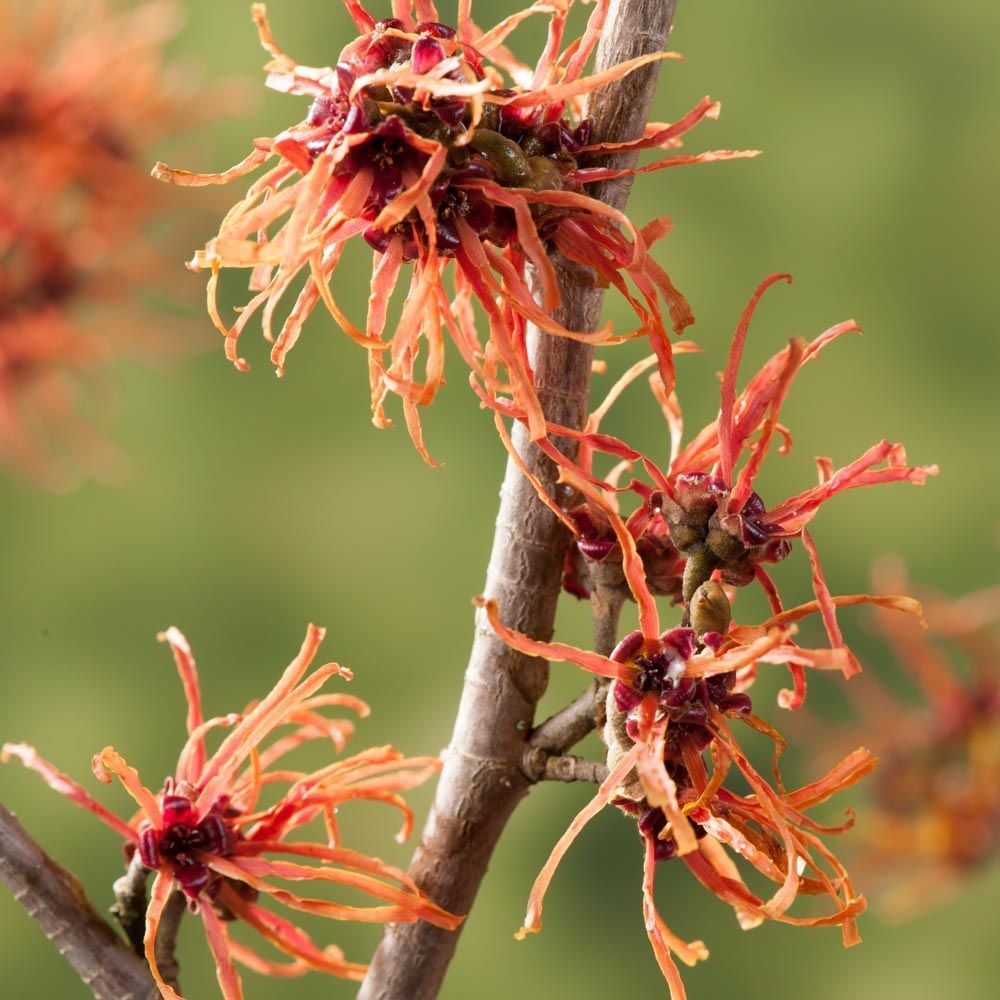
0, 804, 156, 1000
359, 3, 679, 996
111, 851, 150, 956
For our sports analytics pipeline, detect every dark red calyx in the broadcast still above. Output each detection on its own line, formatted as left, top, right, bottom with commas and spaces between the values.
411, 37, 445, 75
137, 794, 239, 900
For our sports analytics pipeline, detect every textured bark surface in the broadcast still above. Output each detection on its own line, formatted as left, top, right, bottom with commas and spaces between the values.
0, 805, 156, 1000
359, 3, 679, 997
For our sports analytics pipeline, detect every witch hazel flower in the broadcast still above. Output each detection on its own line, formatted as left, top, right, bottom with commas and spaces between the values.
154, 0, 753, 462
0, 0, 214, 486
647, 274, 937, 697
475, 550, 917, 997
481, 274, 937, 704
0, 210, 114, 483
473, 423, 930, 996
826, 559, 1000, 917
3, 624, 460, 999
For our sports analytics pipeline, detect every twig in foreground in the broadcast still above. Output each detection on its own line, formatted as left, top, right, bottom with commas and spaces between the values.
0, 803, 156, 1000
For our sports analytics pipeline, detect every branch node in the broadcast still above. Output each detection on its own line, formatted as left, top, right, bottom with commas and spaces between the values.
521, 745, 608, 784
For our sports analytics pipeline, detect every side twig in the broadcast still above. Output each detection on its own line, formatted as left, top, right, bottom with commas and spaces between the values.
153, 889, 186, 994
111, 852, 149, 956
112, 853, 185, 991
359, 3, 678, 997
527, 565, 628, 772
529, 681, 604, 756
0, 804, 156, 1000
522, 749, 609, 784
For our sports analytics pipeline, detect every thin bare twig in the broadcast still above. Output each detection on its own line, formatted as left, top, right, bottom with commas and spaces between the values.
153, 889, 186, 993
529, 680, 605, 755
522, 748, 609, 784
590, 571, 629, 658
360, 3, 678, 997
0, 804, 157, 1000
528, 559, 628, 768
111, 851, 149, 956
113, 853, 184, 992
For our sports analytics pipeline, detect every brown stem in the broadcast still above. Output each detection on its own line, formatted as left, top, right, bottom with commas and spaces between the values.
522, 749, 609, 784
529, 681, 604, 755
153, 889, 186, 994
592, 580, 628, 659
0, 804, 157, 1000
359, 3, 678, 997
111, 852, 149, 956
526, 561, 627, 775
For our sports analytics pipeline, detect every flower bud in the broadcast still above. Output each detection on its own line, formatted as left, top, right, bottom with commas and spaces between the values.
526, 155, 563, 192
468, 129, 532, 186
689, 581, 732, 637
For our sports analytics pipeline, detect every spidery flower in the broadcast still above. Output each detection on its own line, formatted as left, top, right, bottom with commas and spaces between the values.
474, 371, 928, 996
476, 549, 923, 998
154, 0, 754, 463
830, 559, 1000, 917
3, 624, 460, 999
0, 0, 207, 485
479, 274, 937, 705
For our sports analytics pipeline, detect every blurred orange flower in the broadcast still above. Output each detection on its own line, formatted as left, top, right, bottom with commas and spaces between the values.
839, 560, 1000, 917
0, 0, 209, 485
4, 624, 460, 999
155, 0, 753, 463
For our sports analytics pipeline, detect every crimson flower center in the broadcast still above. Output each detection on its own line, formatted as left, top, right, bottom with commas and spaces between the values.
138, 793, 238, 899
302, 18, 591, 262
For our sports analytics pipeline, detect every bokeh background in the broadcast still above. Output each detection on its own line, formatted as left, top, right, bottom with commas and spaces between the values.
2, 0, 997, 997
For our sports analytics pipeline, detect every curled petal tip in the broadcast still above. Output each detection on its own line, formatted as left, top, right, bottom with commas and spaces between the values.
1, 742, 26, 763
157, 626, 189, 648
90, 750, 113, 783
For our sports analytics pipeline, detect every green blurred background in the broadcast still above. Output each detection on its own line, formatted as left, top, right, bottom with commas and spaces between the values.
2, 0, 997, 996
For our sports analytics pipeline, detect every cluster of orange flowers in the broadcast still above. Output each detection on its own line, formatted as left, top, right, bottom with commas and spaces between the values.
478, 273, 935, 995
5, 625, 461, 997
154, 0, 752, 463
7, 2, 993, 1000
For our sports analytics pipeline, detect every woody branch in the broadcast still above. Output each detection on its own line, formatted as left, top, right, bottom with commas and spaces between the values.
0, 804, 156, 1000
358, 2, 679, 997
